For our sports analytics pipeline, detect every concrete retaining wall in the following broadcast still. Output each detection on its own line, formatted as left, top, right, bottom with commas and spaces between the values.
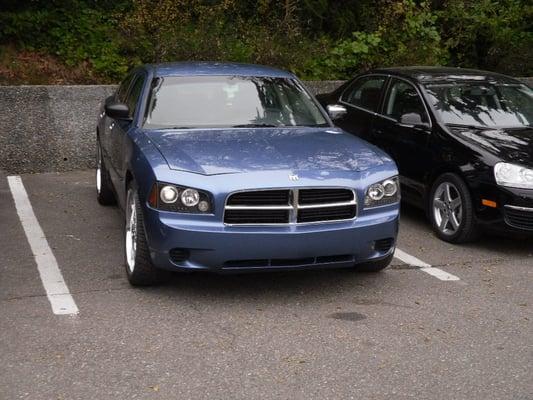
1, 78, 531, 174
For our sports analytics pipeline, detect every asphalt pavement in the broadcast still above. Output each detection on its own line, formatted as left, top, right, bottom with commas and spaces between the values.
1, 170, 532, 400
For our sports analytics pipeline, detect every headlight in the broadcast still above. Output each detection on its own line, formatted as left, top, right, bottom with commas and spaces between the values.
149, 183, 212, 213
160, 185, 179, 204
365, 177, 400, 208
181, 188, 200, 207
494, 162, 533, 189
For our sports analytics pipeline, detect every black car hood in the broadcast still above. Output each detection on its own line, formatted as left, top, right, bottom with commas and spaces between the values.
449, 126, 533, 167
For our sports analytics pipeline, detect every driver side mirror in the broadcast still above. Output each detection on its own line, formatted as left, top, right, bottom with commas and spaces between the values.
399, 112, 429, 129
105, 102, 130, 120
326, 104, 347, 121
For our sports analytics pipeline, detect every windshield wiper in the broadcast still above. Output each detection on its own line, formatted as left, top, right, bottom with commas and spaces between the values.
232, 123, 280, 128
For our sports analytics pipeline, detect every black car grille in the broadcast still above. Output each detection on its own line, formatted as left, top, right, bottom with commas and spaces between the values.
504, 206, 533, 231
224, 188, 356, 225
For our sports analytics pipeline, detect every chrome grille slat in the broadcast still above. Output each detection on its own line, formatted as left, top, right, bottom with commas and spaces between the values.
224, 188, 357, 225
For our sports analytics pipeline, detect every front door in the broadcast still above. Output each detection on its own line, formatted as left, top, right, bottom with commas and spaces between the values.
109, 73, 145, 206
372, 78, 433, 203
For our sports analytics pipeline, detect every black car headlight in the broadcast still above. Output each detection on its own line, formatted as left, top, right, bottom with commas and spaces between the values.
364, 177, 400, 208
149, 182, 212, 213
494, 162, 533, 189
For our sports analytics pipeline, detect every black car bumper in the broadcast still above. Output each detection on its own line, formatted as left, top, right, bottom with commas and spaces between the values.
475, 184, 533, 234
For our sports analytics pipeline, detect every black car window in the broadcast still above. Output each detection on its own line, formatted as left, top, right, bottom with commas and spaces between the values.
385, 79, 429, 123
341, 76, 386, 112
116, 73, 135, 103
125, 75, 145, 118
425, 83, 533, 128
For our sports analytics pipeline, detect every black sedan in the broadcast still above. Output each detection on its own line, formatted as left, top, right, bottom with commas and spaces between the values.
317, 67, 533, 243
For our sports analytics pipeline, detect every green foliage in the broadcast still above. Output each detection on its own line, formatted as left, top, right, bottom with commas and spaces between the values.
440, 0, 533, 76
0, 1, 129, 80
0, 0, 531, 83
303, 0, 447, 79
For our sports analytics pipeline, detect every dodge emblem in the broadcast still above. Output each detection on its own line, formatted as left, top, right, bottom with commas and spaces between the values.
289, 174, 299, 181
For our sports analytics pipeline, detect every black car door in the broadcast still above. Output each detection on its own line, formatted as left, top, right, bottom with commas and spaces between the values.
372, 78, 433, 203
108, 72, 145, 204
333, 75, 388, 142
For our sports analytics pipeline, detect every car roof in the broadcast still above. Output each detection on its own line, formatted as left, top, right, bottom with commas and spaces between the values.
370, 66, 522, 85
143, 62, 294, 79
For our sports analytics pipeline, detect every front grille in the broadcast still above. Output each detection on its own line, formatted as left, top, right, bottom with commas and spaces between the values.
224, 188, 356, 225
297, 205, 356, 223
299, 189, 354, 205
504, 206, 533, 231
227, 190, 289, 205
224, 209, 289, 224
223, 254, 355, 269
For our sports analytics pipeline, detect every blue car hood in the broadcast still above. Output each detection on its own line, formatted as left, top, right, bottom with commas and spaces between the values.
144, 127, 386, 175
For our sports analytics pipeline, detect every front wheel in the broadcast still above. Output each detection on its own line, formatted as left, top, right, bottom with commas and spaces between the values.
124, 183, 166, 286
429, 173, 478, 243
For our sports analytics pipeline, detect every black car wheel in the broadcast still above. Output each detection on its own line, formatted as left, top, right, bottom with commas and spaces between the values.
429, 173, 478, 243
96, 141, 116, 205
124, 182, 166, 286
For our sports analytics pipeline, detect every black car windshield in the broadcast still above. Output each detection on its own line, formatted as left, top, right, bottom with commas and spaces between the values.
143, 75, 328, 129
424, 82, 533, 129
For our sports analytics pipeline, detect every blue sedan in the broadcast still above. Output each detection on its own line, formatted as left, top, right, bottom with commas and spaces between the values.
96, 62, 400, 285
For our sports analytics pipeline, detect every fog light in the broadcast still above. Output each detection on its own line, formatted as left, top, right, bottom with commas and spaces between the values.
160, 185, 178, 203
181, 188, 200, 207
198, 200, 210, 212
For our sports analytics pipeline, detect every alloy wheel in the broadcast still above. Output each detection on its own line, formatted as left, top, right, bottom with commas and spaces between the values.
432, 181, 463, 235
96, 146, 102, 194
125, 190, 137, 272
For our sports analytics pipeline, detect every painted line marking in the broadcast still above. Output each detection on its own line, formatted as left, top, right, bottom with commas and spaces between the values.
7, 175, 79, 315
394, 248, 460, 281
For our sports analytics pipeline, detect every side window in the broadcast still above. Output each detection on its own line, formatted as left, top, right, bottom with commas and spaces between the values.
341, 76, 386, 112
125, 75, 145, 118
385, 79, 429, 123
116, 74, 135, 103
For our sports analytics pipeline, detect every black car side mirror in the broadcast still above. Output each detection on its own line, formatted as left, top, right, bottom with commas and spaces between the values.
399, 112, 429, 129
105, 102, 130, 120
326, 104, 347, 120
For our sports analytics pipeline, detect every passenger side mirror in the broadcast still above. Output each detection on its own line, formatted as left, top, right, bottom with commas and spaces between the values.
326, 104, 347, 120
105, 102, 130, 120
399, 112, 429, 129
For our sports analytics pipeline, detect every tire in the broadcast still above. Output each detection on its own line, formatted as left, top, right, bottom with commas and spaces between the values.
428, 173, 478, 243
356, 253, 394, 272
96, 140, 116, 205
124, 182, 166, 286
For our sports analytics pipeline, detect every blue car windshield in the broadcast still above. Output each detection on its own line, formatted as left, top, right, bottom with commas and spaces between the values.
143, 75, 328, 129
424, 83, 533, 129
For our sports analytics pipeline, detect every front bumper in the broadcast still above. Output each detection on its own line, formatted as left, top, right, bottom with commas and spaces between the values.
143, 205, 399, 272
475, 183, 533, 234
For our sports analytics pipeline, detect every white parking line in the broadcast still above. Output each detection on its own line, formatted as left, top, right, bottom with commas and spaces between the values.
7, 176, 79, 315
394, 248, 460, 281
